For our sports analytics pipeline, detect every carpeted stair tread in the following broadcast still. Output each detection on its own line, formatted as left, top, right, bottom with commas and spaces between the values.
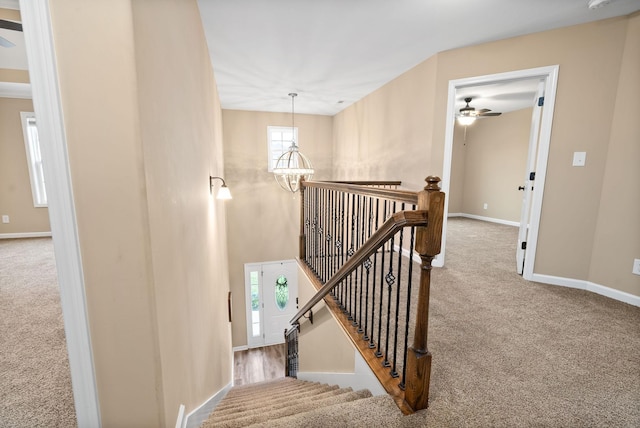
206, 387, 366, 425
215, 381, 331, 409
202, 385, 372, 428
244, 395, 426, 428
224, 378, 301, 395
211, 383, 341, 417
222, 378, 319, 400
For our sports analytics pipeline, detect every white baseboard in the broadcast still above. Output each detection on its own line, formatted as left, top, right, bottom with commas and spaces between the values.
183, 382, 232, 428
451, 213, 519, 227
232, 345, 248, 352
297, 350, 386, 396
0, 231, 52, 239
530, 273, 640, 307
174, 404, 185, 428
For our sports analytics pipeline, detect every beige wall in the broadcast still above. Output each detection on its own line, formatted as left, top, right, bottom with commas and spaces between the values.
454, 108, 532, 222
222, 109, 333, 347
297, 266, 355, 373
334, 15, 639, 297
589, 13, 640, 296
49, 0, 232, 426
333, 57, 438, 191
0, 97, 50, 234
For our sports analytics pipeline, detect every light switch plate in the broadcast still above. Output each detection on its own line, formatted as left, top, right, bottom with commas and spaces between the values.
573, 152, 586, 167
1, 215, 8, 224
633, 259, 640, 276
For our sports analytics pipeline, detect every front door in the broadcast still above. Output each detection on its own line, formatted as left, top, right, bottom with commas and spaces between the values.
245, 260, 298, 348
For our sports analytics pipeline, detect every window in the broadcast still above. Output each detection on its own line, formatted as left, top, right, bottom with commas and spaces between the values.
21, 112, 47, 207
267, 126, 297, 172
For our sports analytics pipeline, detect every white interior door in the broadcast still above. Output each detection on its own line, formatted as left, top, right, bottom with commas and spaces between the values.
245, 260, 298, 348
516, 81, 545, 274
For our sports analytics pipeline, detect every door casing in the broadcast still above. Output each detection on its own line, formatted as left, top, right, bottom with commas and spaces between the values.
440, 65, 560, 280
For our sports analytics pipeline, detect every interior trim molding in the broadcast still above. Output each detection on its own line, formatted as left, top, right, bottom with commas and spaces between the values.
0, 231, 52, 239
0, 82, 32, 99
183, 382, 232, 428
530, 273, 640, 307
232, 345, 249, 352
19, 0, 101, 426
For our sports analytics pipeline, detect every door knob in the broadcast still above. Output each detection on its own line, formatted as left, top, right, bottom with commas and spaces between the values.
518, 186, 525, 191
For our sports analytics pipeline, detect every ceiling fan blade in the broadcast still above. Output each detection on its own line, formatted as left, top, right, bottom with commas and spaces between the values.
478, 112, 502, 117
0, 35, 15, 48
0, 19, 23, 32
477, 108, 491, 113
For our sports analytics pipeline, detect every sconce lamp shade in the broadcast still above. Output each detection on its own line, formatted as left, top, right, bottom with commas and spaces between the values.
216, 185, 232, 200
273, 145, 314, 193
210, 176, 232, 200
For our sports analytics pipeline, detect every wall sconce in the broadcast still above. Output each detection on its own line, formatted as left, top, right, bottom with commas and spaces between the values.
210, 176, 232, 200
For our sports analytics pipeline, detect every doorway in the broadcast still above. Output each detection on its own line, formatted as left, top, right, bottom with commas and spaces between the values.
245, 260, 298, 348
440, 66, 559, 280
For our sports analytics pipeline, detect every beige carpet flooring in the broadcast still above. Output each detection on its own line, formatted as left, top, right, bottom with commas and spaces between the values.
0, 238, 77, 428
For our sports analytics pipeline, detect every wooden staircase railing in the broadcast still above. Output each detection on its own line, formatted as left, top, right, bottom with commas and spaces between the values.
286, 176, 445, 414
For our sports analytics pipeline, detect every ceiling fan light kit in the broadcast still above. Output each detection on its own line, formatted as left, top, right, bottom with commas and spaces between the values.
457, 97, 502, 126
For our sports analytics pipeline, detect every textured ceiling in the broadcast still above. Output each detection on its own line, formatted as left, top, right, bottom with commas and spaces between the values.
198, 0, 640, 115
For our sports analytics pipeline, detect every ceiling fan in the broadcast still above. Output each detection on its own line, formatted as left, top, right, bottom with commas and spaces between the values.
0, 19, 23, 48
459, 97, 502, 120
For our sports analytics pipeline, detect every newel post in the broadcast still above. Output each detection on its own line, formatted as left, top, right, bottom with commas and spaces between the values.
404, 176, 445, 411
299, 179, 306, 261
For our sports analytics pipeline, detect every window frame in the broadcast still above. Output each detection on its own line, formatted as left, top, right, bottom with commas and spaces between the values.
20, 111, 48, 207
267, 125, 298, 172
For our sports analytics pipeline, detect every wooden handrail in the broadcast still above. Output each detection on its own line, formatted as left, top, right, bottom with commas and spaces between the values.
302, 180, 418, 205
290, 209, 428, 325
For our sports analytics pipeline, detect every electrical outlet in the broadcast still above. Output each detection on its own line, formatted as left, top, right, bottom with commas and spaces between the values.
633, 259, 640, 276
1, 215, 9, 224
483, 203, 488, 210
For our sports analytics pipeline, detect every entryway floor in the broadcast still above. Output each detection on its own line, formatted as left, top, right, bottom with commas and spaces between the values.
234, 343, 285, 386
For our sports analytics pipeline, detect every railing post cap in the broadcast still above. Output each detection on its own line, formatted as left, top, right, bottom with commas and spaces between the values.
424, 176, 441, 191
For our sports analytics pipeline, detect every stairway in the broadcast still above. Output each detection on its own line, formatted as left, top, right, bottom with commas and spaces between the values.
202, 377, 427, 427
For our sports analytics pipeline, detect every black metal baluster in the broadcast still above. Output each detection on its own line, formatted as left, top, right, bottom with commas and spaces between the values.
369, 198, 380, 349
390, 203, 406, 378
353, 195, 361, 328
363, 196, 373, 340
383, 229, 396, 368
375, 200, 388, 358
399, 224, 417, 390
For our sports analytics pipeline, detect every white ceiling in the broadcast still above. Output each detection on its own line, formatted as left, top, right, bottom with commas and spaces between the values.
2, 1, 638, 112
198, 0, 640, 116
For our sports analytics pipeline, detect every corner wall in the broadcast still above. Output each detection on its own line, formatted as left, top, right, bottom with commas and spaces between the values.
49, 0, 232, 426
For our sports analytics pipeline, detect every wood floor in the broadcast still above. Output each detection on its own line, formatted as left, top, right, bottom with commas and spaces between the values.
234, 343, 286, 386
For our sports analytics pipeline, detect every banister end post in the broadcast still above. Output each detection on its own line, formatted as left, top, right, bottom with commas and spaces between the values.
404, 347, 432, 411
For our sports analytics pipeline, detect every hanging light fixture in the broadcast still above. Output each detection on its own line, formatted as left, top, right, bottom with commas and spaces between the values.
273, 93, 314, 193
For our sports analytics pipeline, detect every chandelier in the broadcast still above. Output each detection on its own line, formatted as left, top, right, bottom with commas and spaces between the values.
273, 93, 314, 193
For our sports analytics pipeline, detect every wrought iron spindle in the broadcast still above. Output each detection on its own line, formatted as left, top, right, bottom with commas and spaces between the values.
390, 203, 406, 378
383, 230, 396, 368
369, 198, 380, 349
375, 200, 388, 358
400, 224, 417, 390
